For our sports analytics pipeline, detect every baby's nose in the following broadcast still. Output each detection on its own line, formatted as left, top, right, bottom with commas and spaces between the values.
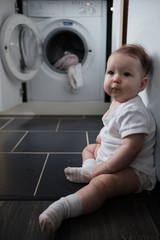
113, 74, 121, 83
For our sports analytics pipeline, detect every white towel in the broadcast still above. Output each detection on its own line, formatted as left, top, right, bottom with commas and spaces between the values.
67, 63, 84, 92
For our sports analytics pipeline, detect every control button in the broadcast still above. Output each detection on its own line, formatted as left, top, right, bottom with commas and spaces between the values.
78, 7, 86, 15
88, 7, 96, 15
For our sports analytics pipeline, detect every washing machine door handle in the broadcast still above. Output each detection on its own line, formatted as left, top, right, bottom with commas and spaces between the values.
0, 14, 42, 82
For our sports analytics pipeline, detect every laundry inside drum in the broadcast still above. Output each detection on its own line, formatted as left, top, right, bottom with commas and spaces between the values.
44, 30, 87, 73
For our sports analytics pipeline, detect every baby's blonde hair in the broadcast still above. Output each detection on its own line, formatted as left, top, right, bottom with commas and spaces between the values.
113, 44, 152, 76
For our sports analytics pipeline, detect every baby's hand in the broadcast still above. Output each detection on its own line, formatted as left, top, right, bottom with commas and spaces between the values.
92, 162, 108, 178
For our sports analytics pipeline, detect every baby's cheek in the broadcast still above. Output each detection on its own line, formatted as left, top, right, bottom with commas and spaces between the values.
104, 80, 109, 90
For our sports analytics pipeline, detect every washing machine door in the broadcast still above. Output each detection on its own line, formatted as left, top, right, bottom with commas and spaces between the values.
0, 14, 42, 81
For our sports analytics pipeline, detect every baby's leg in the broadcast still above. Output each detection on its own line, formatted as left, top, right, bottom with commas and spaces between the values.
39, 194, 82, 233
39, 167, 141, 234
64, 144, 99, 183
64, 158, 96, 183
82, 143, 100, 162
77, 167, 141, 214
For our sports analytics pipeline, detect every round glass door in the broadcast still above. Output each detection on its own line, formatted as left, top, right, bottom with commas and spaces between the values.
0, 14, 42, 81
43, 29, 87, 74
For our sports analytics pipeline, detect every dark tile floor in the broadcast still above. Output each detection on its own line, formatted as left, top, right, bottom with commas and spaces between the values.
0, 115, 160, 240
0, 116, 103, 200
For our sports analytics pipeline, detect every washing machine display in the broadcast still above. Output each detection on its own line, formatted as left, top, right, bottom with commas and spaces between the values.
26, 1, 103, 18
1, 0, 107, 102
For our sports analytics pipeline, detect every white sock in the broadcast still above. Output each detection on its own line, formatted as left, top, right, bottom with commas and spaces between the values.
39, 194, 82, 233
64, 158, 96, 183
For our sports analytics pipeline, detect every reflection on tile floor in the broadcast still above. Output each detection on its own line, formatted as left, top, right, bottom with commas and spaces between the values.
0, 116, 103, 200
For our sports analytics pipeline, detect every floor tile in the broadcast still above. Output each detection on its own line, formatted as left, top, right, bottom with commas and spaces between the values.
3, 117, 59, 131
0, 118, 12, 129
0, 154, 46, 199
59, 116, 103, 131
0, 132, 25, 152
88, 132, 99, 144
14, 132, 87, 152
36, 154, 85, 200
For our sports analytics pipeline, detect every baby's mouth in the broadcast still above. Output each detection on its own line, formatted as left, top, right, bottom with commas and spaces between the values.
111, 83, 119, 90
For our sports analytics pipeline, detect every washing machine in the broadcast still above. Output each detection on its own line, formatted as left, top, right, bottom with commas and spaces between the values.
0, 0, 107, 103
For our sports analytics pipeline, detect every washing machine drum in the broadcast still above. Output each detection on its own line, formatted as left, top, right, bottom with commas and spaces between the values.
44, 29, 87, 73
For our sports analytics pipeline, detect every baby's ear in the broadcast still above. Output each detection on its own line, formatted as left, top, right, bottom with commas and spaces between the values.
140, 77, 148, 92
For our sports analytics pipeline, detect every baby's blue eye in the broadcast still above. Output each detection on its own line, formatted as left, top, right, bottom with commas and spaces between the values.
108, 71, 114, 75
123, 72, 131, 77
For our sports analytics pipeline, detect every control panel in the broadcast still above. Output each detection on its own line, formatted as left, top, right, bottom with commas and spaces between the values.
23, 1, 102, 17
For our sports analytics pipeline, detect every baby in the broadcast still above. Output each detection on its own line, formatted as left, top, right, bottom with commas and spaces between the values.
39, 44, 156, 233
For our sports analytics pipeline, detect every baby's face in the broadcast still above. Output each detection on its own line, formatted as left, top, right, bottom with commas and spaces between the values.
104, 52, 147, 103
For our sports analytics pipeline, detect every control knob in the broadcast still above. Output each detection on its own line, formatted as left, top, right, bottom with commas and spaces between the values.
88, 7, 96, 15
78, 7, 86, 15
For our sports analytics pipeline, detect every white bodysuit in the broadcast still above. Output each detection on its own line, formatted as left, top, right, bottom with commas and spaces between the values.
96, 96, 156, 188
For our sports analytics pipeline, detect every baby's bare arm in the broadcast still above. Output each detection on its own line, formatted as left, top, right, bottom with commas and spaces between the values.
93, 133, 145, 177
96, 133, 101, 144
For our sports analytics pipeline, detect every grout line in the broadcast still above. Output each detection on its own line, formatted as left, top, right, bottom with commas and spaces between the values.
49, 152, 82, 154
6, 152, 82, 154
86, 131, 89, 145
56, 118, 61, 132
0, 130, 59, 132
0, 117, 14, 130
0, 130, 28, 132
0, 152, 48, 154
34, 153, 49, 197
11, 131, 29, 153
0, 129, 99, 133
